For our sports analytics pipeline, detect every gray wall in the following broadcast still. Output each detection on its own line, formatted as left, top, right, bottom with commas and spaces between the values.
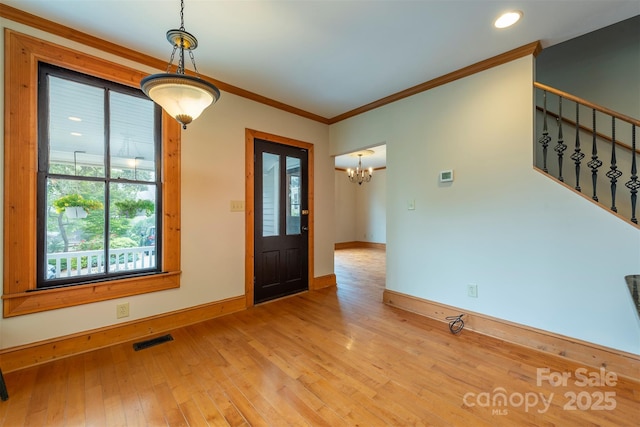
536, 15, 640, 118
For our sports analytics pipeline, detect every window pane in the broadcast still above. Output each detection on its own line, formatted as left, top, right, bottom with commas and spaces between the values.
286, 156, 301, 235
110, 92, 157, 181
109, 183, 157, 272
39, 64, 163, 290
45, 179, 105, 280
49, 76, 105, 177
262, 152, 280, 237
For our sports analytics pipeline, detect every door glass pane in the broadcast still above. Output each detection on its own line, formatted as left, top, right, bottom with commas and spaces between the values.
45, 178, 105, 280
48, 76, 105, 177
110, 91, 157, 181
262, 152, 280, 237
286, 156, 301, 235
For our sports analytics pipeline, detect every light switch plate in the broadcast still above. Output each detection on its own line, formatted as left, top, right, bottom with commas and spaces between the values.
230, 200, 245, 212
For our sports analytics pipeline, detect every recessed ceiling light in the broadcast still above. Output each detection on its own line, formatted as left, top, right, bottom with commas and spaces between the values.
68, 116, 82, 122
494, 11, 522, 29
70, 132, 82, 137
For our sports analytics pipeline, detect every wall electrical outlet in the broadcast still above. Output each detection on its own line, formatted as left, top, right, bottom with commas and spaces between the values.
467, 284, 478, 298
116, 302, 130, 319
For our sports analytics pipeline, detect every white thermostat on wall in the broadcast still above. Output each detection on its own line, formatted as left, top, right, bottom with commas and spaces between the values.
439, 170, 454, 182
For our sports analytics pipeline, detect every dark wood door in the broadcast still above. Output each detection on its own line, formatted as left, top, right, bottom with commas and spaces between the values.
254, 138, 309, 304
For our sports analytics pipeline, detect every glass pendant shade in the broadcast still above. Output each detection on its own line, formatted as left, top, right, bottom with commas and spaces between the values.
141, 73, 220, 129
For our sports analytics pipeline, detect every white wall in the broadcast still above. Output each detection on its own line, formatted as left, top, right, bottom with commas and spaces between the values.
356, 169, 386, 244
334, 170, 357, 242
334, 168, 386, 244
330, 56, 640, 354
0, 19, 333, 348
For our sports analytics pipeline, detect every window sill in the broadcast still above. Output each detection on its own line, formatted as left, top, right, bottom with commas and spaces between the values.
2, 271, 181, 317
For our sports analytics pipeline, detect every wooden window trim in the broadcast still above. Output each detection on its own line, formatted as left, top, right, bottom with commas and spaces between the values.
3, 30, 182, 317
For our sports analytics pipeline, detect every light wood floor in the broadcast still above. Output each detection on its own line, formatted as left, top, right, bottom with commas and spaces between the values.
0, 248, 637, 426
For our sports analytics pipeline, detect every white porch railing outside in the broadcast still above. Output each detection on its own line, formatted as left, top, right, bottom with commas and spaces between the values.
47, 246, 156, 278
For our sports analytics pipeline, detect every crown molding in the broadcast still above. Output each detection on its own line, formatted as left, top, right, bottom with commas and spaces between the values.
328, 40, 542, 124
1, 3, 542, 125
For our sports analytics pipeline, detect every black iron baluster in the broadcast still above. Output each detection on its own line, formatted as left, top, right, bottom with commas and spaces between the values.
626, 126, 638, 224
606, 118, 623, 212
0, 369, 7, 401
538, 90, 551, 173
587, 109, 602, 201
554, 97, 567, 181
570, 104, 585, 191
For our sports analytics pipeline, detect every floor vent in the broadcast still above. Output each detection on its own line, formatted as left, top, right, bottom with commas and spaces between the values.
133, 334, 174, 351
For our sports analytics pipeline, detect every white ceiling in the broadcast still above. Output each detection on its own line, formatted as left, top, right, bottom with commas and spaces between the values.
4, 0, 639, 168
335, 144, 387, 170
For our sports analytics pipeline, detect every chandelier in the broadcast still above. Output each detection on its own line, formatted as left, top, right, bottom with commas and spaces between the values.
141, 0, 220, 129
347, 153, 373, 185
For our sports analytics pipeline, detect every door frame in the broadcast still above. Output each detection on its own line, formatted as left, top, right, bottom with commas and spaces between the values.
245, 129, 314, 307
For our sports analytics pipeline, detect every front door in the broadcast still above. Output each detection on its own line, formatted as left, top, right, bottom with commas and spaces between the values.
254, 138, 309, 304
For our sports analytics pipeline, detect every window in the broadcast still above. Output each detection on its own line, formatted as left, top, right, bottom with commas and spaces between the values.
38, 64, 162, 288
3, 31, 181, 317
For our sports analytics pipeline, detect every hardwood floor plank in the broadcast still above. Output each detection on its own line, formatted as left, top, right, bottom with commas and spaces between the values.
179, 398, 210, 427
207, 370, 270, 427
83, 384, 106, 426
316, 405, 349, 426
23, 408, 47, 427
25, 360, 56, 418
136, 387, 168, 426
1, 248, 638, 426
190, 391, 230, 426
153, 382, 188, 426
111, 357, 145, 426
277, 385, 334, 427
298, 375, 386, 426
217, 349, 310, 426
177, 353, 247, 426
0, 368, 38, 426
103, 394, 127, 427
204, 384, 250, 427
64, 355, 86, 426
43, 359, 69, 426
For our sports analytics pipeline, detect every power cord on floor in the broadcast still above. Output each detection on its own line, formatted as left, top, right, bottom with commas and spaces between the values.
445, 314, 465, 334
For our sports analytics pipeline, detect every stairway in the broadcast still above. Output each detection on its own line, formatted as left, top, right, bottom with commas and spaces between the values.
534, 82, 639, 226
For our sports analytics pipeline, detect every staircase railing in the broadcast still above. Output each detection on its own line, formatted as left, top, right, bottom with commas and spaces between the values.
534, 82, 639, 225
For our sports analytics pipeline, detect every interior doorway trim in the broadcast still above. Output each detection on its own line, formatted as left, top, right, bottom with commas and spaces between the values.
245, 129, 315, 307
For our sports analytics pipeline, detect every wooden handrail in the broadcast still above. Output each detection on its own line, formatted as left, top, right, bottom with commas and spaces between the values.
535, 106, 640, 154
534, 82, 640, 127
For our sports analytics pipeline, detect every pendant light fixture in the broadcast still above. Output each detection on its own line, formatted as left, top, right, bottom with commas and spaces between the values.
141, 0, 220, 129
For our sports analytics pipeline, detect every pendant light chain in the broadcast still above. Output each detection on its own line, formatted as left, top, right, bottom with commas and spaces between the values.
188, 50, 200, 76
165, 46, 179, 74
163, 0, 183, 75
181, 0, 202, 77
179, 0, 185, 30
177, 0, 186, 75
